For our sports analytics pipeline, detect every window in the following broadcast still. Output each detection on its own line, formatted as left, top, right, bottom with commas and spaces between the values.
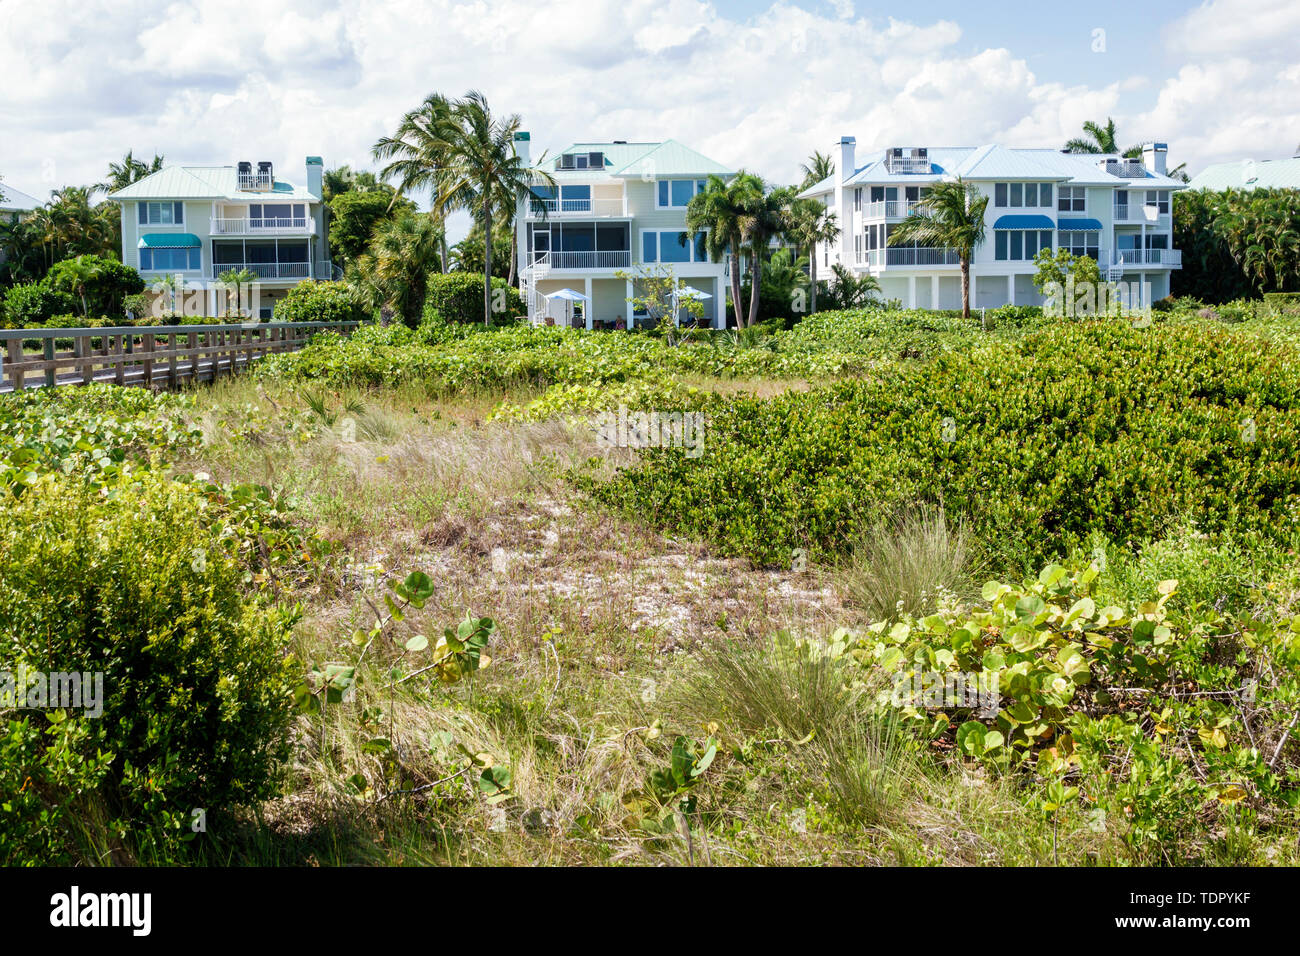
641, 229, 707, 264
995, 230, 1053, 261
139, 247, 200, 270
854, 188, 862, 211
1146, 190, 1170, 214
138, 201, 184, 225
1039, 183, 1052, 207
995, 183, 1007, 207
1060, 230, 1101, 260
1058, 186, 1085, 213
657, 179, 706, 208
250, 203, 306, 226
1010, 183, 1023, 207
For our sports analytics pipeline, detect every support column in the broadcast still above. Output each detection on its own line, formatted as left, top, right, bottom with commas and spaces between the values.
908, 275, 917, 309
931, 275, 939, 311
625, 279, 634, 330
1140, 272, 1147, 309
584, 277, 593, 331
1008, 273, 1016, 306
714, 276, 723, 329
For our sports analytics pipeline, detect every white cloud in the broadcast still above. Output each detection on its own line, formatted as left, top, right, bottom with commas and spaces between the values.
0, 0, 1296, 222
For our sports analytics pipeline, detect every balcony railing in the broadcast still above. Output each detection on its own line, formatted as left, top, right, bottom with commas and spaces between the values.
211, 216, 314, 235
527, 198, 626, 218
237, 173, 274, 191
528, 250, 631, 271
1112, 204, 1168, 224
857, 247, 962, 267
1099, 159, 1148, 179
1112, 248, 1182, 267
211, 261, 312, 280
863, 200, 918, 219
884, 157, 931, 174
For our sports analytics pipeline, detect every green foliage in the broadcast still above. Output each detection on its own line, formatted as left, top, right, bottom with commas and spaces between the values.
424, 271, 523, 325
1031, 247, 1104, 298
272, 280, 369, 325
1174, 187, 1300, 302
592, 320, 1300, 569
0, 471, 297, 860
819, 563, 1300, 862
1, 282, 77, 328
43, 255, 143, 318
328, 190, 413, 266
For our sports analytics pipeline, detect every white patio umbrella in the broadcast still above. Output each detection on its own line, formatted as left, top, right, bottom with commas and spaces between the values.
672, 285, 713, 325
544, 288, 589, 327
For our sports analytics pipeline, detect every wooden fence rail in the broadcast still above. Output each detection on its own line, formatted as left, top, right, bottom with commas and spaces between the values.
0, 320, 360, 393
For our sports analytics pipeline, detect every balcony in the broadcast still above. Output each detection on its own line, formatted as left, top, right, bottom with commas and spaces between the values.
1112, 204, 1169, 224
237, 172, 275, 191
864, 200, 919, 220
527, 251, 631, 272
856, 247, 962, 267
211, 216, 314, 235
1112, 248, 1182, 268
1099, 159, 1147, 179
211, 260, 338, 280
526, 197, 627, 218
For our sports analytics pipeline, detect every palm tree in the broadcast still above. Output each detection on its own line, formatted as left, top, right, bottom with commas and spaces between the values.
785, 197, 839, 313
686, 173, 749, 328
887, 178, 988, 318
1064, 118, 1141, 158
49, 254, 102, 315
799, 151, 835, 190
98, 151, 164, 194
352, 213, 444, 327
739, 182, 794, 328
373, 93, 456, 276
427, 90, 555, 326
828, 263, 882, 309
217, 267, 257, 316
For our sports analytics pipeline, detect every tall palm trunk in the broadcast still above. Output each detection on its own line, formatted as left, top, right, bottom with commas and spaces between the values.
747, 247, 762, 328
482, 196, 493, 327
507, 222, 517, 288
960, 256, 971, 319
729, 249, 743, 329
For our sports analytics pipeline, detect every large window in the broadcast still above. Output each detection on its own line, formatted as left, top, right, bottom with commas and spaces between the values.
138, 201, 184, 225
657, 179, 707, 208
1145, 190, 1170, 214
995, 184, 1052, 208
1058, 186, 1086, 213
139, 247, 200, 270
1060, 230, 1101, 260
995, 229, 1053, 261
642, 229, 707, 263
250, 203, 306, 227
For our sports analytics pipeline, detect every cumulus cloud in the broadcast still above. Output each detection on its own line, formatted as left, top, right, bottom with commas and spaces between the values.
0, 0, 1295, 211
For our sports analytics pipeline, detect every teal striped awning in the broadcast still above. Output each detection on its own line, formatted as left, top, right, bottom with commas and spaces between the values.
993, 214, 1055, 229
1056, 218, 1103, 231
138, 233, 201, 248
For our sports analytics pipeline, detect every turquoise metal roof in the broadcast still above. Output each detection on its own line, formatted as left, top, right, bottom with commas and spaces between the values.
1057, 218, 1103, 231
111, 164, 320, 201
993, 214, 1054, 229
139, 233, 201, 248
1187, 157, 1300, 191
0, 183, 44, 211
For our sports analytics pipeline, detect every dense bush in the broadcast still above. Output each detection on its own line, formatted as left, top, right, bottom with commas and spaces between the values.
424, 272, 524, 325
272, 280, 370, 325
43, 255, 144, 318
0, 471, 297, 861
1, 283, 76, 328
591, 320, 1300, 569
1174, 188, 1300, 302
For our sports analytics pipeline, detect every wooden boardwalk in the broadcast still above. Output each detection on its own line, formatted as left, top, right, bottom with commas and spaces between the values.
0, 320, 360, 393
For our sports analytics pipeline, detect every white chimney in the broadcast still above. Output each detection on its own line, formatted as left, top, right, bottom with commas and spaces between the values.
1142, 142, 1167, 176
839, 135, 856, 185
832, 136, 855, 265
513, 131, 531, 166
305, 156, 323, 198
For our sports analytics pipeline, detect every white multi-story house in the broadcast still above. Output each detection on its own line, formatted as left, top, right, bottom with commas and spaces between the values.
110, 157, 336, 318
799, 138, 1186, 309
513, 134, 734, 328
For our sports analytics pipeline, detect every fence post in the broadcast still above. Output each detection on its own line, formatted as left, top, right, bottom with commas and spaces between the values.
142, 332, 155, 388
6, 339, 23, 391
44, 338, 56, 388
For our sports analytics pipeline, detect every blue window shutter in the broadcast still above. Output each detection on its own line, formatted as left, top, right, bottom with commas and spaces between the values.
658, 181, 668, 206
140, 249, 152, 269
174, 202, 184, 224
138, 203, 147, 224
643, 232, 657, 263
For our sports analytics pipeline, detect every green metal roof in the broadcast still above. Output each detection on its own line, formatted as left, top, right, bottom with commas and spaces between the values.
110, 165, 320, 201
1187, 157, 1300, 191
138, 232, 201, 248
547, 140, 734, 180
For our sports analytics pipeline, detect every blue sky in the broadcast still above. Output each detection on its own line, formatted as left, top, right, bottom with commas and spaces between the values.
1, 0, 1297, 241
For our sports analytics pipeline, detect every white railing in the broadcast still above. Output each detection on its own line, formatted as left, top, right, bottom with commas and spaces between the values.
211, 261, 311, 279
856, 247, 961, 266
527, 197, 626, 217
1099, 159, 1147, 179
884, 157, 931, 174
237, 173, 274, 191
210, 217, 314, 235
1112, 248, 1181, 267
863, 200, 918, 219
529, 250, 631, 270
1112, 204, 1167, 223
